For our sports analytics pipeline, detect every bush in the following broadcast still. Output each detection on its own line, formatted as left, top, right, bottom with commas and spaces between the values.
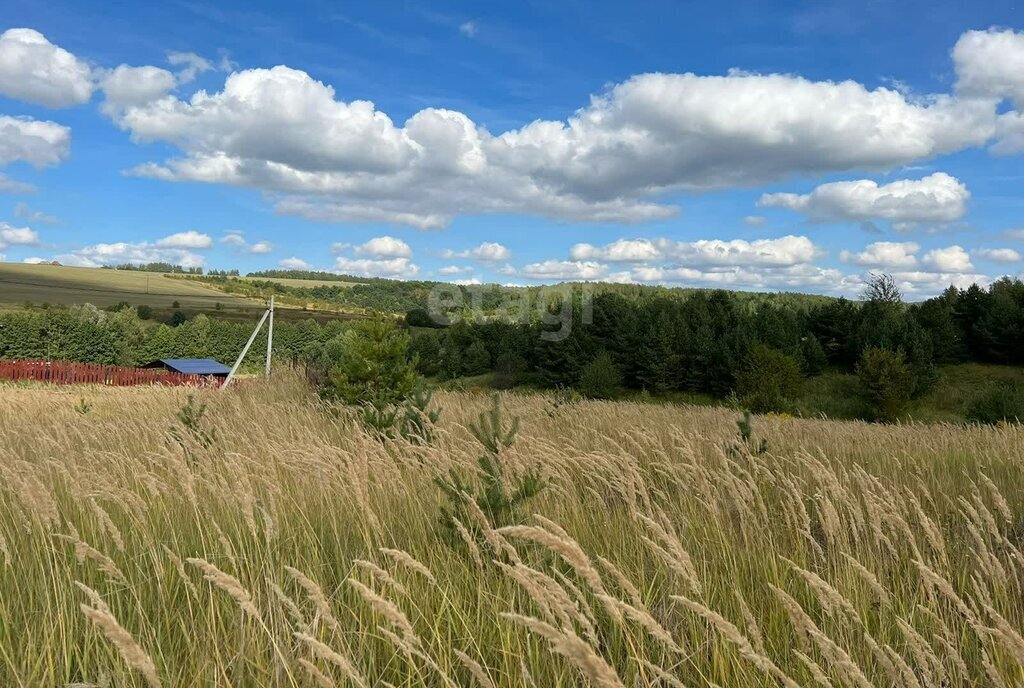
964, 382, 1024, 425
734, 345, 802, 413
800, 335, 827, 376
856, 347, 913, 422
578, 351, 622, 399
325, 315, 417, 406
462, 341, 491, 376
408, 332, 442, 376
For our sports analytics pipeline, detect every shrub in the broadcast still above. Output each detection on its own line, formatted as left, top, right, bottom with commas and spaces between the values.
326, 315, 417, 406
856, 347, 913, 422
964, 382, 1024, 425
408, 332, 442, 376
405, 307, 440, 328
800, 335, 827, 376
492, 350, 527, 389
578, 351, 622, 399
462, 341, 491, 376
734, 345, 802, 413
435, 395, 543, 536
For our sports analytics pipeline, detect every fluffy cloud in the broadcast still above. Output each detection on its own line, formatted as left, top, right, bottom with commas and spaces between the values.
922, 245, 972, 272
758, 173, 969, 224
0, 223, 40, 248
220, 231, 246, 246
630, 263, 861, 293
334, 256, 418, 278
974, 247, 1022, 263
332, 237, 418, 277
0, 115, 71, 168
355, 236, 412, 258
840, 241, 919, 268
743, 215, 766, 226
113, 39, 1001, 229
167, 52, 214, 84
438, 265, 474, 275
516, 260, 609, 281
568, 235, 819, 266
59, 241, 205, 268
953, 28, 1024, 106
219, 231, 272, 253
99, 65, 176, 114
570, 239, 659, 262
440, 241, 511, 261
0, 28, 93, 107
888, 270, 990, 296
992, 111, 1024, 154
278, 256, 310, 269
155, 230, 213, 249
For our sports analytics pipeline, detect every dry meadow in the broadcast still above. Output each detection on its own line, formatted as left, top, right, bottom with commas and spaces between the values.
1, 372, 1023, 686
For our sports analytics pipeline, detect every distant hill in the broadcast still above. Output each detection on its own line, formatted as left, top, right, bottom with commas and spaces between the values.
0, 263, 351, 322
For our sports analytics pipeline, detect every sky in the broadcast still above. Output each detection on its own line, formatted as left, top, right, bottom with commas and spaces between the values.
0, 0, 1022, 299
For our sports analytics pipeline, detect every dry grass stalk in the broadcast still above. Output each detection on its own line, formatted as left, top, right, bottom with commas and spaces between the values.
379, 547, 437, 584
79, 604, 161, 688
502, 613, 625, 688
284, 565, 342, 633
454, 649, 497, 688
672, 595, 800, 688
186, 557, 260, 618
294, 632, 367, 688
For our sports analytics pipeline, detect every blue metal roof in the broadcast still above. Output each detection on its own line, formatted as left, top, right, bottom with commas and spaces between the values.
156, 358, 231, 375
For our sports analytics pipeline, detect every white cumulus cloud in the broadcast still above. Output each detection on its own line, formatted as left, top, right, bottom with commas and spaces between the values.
0, 28, 93, 107
974, 247, 1022, 263
0, 223, 40, 248
334, 256, 418, 279
278, 256, 310, 269
516, 260, 609, 281
0, 115, 71, 168
570, 239, 660, 262
840, 241, 919, 268
922, 245, 972, 272
57, 241, 205, 268
440, 242, 511, 261
758, 173, 969, 224
155, 230, 213, 249
438, 265, 474, 275
99, 64, 177, 114
953, 27, 1024, 106
355, 236, 412, 258
112, 36, 1001, 229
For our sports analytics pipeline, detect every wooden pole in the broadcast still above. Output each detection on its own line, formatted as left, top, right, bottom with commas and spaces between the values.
222, 307, 270, 390
265, 295, 274, 377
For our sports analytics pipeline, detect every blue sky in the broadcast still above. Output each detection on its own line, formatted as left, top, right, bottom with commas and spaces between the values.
0, 0, 1022, 297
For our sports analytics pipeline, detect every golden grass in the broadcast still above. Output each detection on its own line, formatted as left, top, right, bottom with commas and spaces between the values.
1, 372, 1023, 686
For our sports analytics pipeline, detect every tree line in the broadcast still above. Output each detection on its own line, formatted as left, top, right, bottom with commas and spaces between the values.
0, 304, 348, 369
403, 275, 1024, 420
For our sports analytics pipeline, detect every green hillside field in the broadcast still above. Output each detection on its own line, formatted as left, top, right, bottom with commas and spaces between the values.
0, 263, 355, 322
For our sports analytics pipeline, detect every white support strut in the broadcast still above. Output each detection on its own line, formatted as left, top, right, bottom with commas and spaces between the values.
265, 295, 274, 378
222, 306, 271, 390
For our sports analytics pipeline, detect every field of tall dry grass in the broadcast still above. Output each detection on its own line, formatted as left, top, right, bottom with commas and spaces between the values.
1, 371, 1023, 687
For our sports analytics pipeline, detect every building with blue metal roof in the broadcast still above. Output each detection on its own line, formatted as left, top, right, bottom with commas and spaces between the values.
144, 358, 231, 377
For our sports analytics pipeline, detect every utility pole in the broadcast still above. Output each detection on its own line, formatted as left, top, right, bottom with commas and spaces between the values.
265, 295, 274, 377
222, 305, 271, 390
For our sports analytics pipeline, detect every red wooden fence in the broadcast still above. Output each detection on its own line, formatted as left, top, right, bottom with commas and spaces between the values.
0, 360, 218, 387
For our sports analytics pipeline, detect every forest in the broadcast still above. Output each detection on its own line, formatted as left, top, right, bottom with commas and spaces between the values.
6, 274, 1024, 422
